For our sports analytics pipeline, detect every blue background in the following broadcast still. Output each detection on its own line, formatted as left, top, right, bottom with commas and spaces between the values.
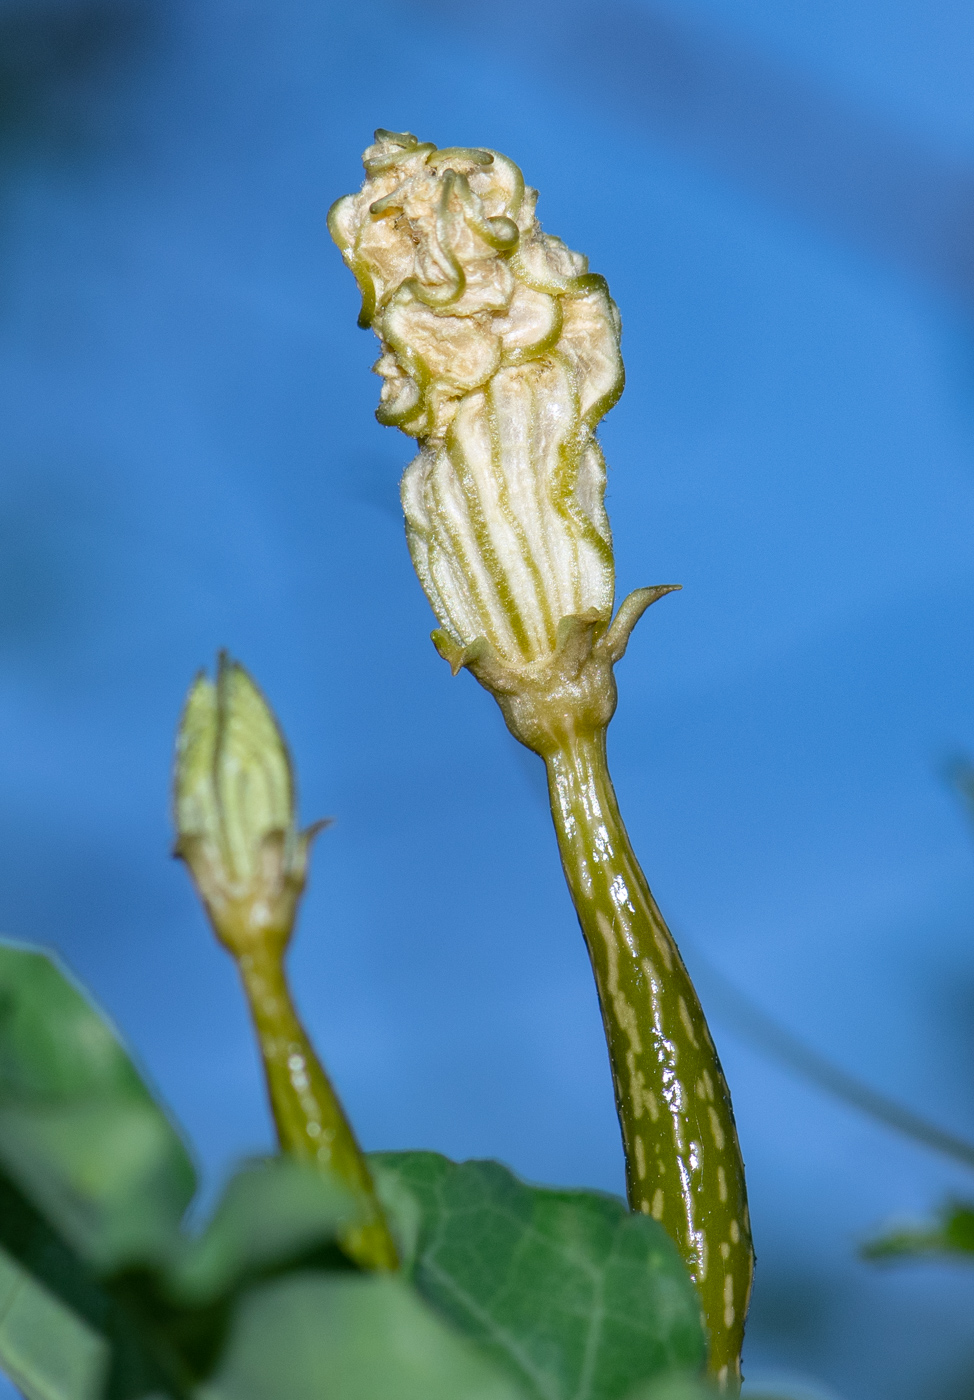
2, 1, 974, 1395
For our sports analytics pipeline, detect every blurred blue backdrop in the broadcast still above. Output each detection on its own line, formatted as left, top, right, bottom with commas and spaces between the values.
2, 1, 974, 1395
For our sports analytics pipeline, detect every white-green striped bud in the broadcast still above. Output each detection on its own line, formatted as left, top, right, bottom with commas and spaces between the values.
330, 131, 626, 665
173, 655, 323, 951
331, 132, 676, 751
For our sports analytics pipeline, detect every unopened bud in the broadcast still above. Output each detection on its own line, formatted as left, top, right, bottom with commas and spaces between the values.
173, 655, 322, 951
331, 132, 681, 753
329, 131, 623, 676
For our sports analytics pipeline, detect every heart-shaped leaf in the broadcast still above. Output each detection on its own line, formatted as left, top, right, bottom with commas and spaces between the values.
370, 1152, 707, 1400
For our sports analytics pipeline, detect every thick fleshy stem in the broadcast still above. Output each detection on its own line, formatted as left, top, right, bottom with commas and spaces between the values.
544, 729, 751, 1390
438, 591, 754, 1389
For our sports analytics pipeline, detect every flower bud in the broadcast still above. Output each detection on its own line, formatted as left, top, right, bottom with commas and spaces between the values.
329, 131, 624, 674
173, 655, 321, 952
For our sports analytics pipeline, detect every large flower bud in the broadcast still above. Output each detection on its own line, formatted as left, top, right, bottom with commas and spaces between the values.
329, 131, 625, 675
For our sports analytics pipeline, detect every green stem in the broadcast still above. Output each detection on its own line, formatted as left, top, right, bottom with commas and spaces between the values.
236, 943, 399, 1272
544, 728, 753, 1390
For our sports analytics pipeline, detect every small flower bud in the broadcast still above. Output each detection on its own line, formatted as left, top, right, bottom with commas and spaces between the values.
173, 655, 322, 952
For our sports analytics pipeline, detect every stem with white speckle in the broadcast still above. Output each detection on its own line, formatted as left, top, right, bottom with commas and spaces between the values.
544, 728, 753, 1390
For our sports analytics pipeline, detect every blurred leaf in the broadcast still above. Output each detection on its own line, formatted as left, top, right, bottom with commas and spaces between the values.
0, 942, 369, 1397
0, 1165, 110, 1337
0, 1139, 367, 1396
0, 1152, 178, 1398
209, 1272, 526, 1400
371, 1152, 707, 1400
0, 941, 159, 1101
0, 950, 705, 1399
0, 942, 203, 1394
83, 1160, 362, 1393
625, 1375, 718, 1399
164, 1157, 359, 1306
0, 1139, 187, 1396
0, 1241, 106, 1400
862, 1200, 974, 1261
0, 941, 196, 1272
0, 1102, 195, 1274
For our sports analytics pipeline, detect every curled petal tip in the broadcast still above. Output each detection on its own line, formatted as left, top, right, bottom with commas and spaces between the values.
332, 135, 622, 672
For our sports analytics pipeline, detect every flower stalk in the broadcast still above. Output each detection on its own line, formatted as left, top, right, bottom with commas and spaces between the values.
543, 726, 751, 1388
438, 599, 753, 1387
172, 653, 398, 1273
331, 130, 753, 1386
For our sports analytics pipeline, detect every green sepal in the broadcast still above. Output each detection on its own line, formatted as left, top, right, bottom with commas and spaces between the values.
431, 629, 492, 678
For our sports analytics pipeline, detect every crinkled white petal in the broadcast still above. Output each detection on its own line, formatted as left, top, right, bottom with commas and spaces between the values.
331, 132, 624, 666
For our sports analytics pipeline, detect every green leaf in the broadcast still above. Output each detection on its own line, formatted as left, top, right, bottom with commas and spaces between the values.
0, 1242, 107, 1400
55, 1160, 361, 1397
0, 941, 199, 1397
164, 1157, 360, 1306
0, 1130, 365, 1395
0, 945, 378, 1398
209, 1273, 526, 1400
370, 1152, 707, 1400
862, 1200, 974, 1261
0, 1159, 178, 1399
0, 1103, 195, 1275
624, 1378, 717, 1400
0, 950, 704, 1400
0, 942, 196, 1273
